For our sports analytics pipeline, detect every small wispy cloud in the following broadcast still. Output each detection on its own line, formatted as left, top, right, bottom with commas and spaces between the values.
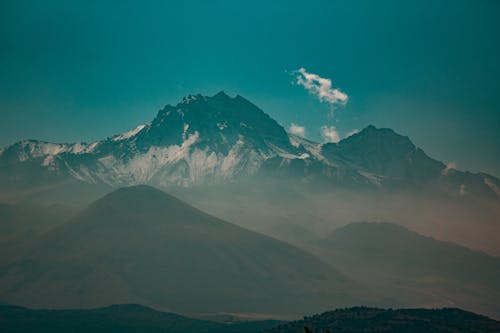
320, 125, 340, 143
289, 123, 306, 137
291, 68, 348, 108
442, 162, 458, 175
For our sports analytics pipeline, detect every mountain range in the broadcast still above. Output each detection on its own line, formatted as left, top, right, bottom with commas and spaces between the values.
0, 185, 373, 315
264, 307, 500, 333
2, 185, 500, 320
1, 91, 499, 202
1, 92, 500, 324
0, 304, 282, 333
310, 222, 500, 319
4, 304, 500, 333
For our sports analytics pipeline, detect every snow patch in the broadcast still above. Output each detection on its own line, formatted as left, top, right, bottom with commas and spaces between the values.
112, 124, 146, 141
268, 143, 310, 160
93, 132, 200, 185
289, 135, 301, 148
358, 170, 384, 186
299, 153, 310, 159
181, 95, 197, 104
484, 177, 500, 196
442, 162, 457, 176
459, 184, 466, 196
221, 136, 246, 176
84, 141, 100, 153
42, 155, 56, 167
70, 143, 87, 154
288, 134, 325, 160
182, 123, 189, 140
217, 121, 228, 130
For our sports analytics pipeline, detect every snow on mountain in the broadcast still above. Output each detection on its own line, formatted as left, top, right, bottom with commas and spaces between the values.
483, 176, 500, 196
0, 92, 499, 199
112, 124, 147, 141
0, 92, 309, 187
288, 134, 325, 161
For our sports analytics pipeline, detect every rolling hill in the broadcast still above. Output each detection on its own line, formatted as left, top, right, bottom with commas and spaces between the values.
311, 222, 500, 319
0, 304, 282, 333
0, 185, 370, 315
264, 307, 500, 333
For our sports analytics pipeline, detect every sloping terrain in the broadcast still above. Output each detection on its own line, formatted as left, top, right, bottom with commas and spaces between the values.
1, 92, 498, 256
0, 304, 282, 333
0, 202, 77, 266
264, 307, 500, 333
0, 185, 369, 315
311, 222, 500, 319
1, 92, 498, 202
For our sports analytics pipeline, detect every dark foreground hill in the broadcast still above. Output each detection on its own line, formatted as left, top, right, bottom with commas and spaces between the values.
264, 307, 500, 333
0, 304, 281, 333
311, 222, 500, 319
0, 185, 368, 315
2, 305, 498, 333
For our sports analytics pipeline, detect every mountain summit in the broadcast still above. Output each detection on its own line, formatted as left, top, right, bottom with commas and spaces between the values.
0, 185, 363, 314
0, 92, 498, 200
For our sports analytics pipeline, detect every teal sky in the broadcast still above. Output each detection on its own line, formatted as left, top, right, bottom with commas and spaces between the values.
1, 0, 499, 176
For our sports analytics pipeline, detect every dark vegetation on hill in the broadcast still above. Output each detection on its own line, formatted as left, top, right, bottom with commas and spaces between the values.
0, 304, 282, 333
264, 307, 500, 333
3, 305, 499, 333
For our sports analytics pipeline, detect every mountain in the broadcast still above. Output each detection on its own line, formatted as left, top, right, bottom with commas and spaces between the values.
4, 305, 500, 333
0, 202, 76, 266
0, 92, 498, 202
263, 307, 500, 333
3, 305, 499, 333
0, 92, 306, 190
0, 304, 282, 333
0, 185, 371, 315
1, 92, 499, 256
310, 222, 500, 319
321, 125, 500, 198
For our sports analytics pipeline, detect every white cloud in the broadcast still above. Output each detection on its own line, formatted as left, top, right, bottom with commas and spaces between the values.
442, 162, 457, 175
288, 123, 306, 137
292, 68, 348, 107
321, 125, 340, 143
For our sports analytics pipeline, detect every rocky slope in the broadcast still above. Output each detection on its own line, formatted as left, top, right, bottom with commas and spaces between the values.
1, 92, 498, 201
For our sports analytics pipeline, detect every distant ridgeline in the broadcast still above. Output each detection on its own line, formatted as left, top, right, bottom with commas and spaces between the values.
0, 92, 499, 200
1, 305, 499, 333
264, 307, 500, 333
0, 304, 281, 333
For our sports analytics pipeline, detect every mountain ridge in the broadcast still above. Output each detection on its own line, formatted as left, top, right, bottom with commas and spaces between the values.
0, 303, 283, 333
0, 185, 371, 314
263, 307, 500, 333
310, 221, 500, 319
0, 92, 498, 201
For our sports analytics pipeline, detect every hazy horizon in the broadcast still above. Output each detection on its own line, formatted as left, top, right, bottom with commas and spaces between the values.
1, 2, 500, 332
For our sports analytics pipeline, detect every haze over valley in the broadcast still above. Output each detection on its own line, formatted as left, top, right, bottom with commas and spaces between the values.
1, 1, 500, 332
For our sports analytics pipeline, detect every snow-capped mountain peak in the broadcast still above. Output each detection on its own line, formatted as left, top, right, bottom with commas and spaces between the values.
0, 93, 499, 200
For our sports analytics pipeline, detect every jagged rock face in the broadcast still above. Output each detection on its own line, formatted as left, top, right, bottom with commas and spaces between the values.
321, 126, 446, 185
0, 92, 308, 187
0, 92, 499, 200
